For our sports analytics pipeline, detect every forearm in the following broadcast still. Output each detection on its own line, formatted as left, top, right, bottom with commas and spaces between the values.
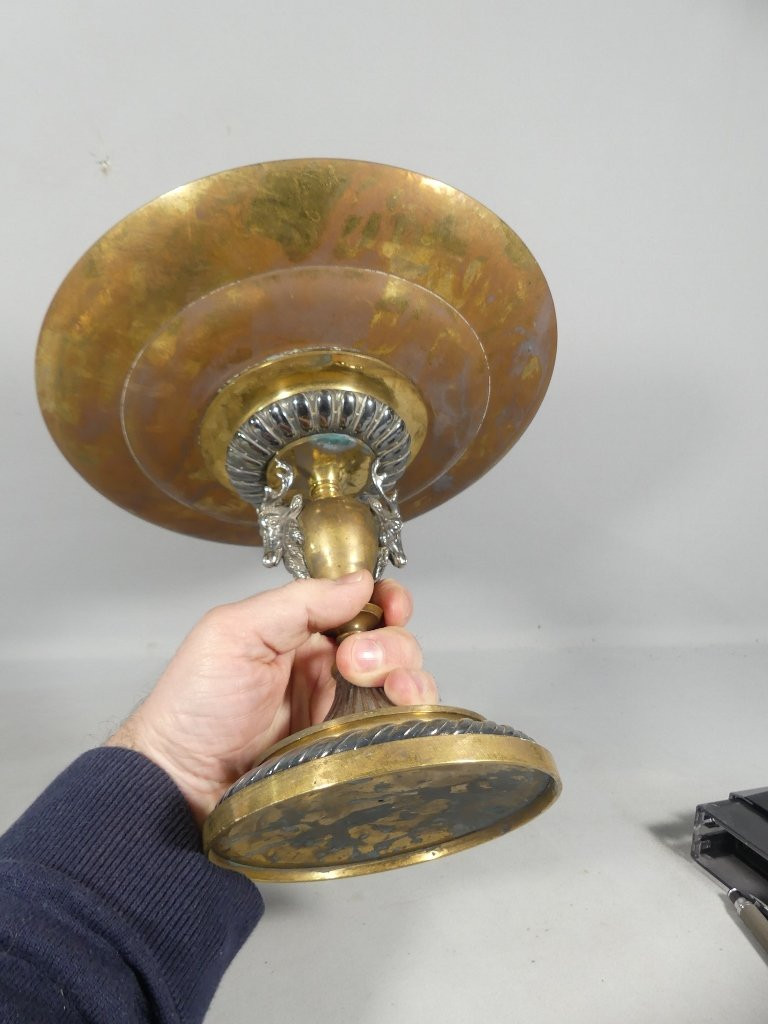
0, 748, 263, 1024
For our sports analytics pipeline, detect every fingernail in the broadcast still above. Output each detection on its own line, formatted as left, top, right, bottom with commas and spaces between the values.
334, 571, 366, 585
351, 637, 383, 670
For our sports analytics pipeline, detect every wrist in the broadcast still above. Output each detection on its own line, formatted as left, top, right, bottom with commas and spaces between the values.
105, 712, 217, 827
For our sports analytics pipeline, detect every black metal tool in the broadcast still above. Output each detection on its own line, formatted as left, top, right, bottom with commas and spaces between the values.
692, 787, 768, 903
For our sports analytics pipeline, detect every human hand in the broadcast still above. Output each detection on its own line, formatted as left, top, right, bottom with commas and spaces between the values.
106, 571, 437, 824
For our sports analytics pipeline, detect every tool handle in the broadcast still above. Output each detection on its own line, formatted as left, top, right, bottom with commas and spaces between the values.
740, 903, 768, 954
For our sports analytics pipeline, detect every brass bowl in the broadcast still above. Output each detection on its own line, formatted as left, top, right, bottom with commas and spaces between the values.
36, 158, 556, 542
36, 159, 560, 881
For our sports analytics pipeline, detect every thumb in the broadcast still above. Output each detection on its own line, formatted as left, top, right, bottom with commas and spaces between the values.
221, 571, 375, 657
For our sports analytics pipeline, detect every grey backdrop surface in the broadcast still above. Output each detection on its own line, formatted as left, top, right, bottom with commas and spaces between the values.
1, 2, 767, 1021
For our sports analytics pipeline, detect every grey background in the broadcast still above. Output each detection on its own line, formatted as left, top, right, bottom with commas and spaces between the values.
1, 2, 767, 1021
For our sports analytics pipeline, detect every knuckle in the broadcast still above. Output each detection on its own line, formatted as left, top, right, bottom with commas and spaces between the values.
198, 604, 232, 635
382, 627, 422, 668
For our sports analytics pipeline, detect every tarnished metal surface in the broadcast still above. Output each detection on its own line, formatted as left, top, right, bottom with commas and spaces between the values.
36, 158, 556, 543
200, 349, 427, 499
224, 716, 531, 794
239, 389, 411, 582
204, 731, 560, 881
323, 664, 395, 720
227, 389, 411, 508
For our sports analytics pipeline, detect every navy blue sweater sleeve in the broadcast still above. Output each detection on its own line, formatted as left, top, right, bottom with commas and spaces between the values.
0, 747, 264, 1023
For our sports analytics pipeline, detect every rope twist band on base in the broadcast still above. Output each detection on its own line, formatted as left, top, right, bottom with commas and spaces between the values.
222, 717, 532, 801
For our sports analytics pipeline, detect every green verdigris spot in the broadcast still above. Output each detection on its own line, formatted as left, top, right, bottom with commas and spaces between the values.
426, 216, 466, 258
342, 214, 361, 237
245, 165, 347, 261
361, 212, 381, 244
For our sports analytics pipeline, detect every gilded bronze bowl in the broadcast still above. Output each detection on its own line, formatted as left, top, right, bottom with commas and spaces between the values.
36, 158, 560, 881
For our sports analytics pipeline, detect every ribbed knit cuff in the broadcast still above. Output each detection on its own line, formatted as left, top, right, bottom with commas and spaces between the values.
0, 747, 264, 1022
